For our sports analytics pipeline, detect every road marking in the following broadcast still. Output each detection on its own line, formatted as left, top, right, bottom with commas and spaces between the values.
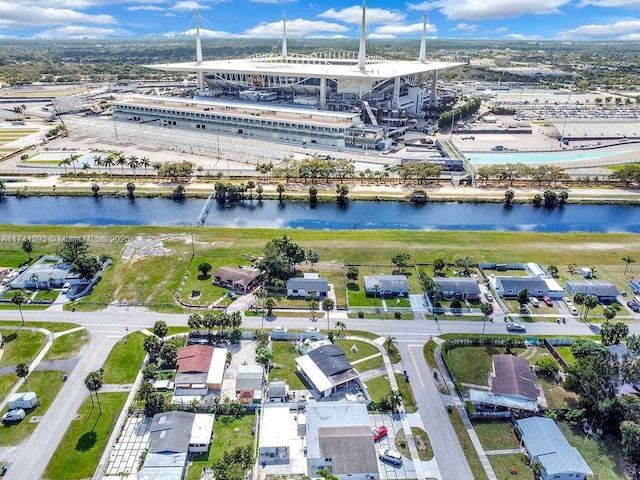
407, 346, 425, 388
85, 335, 108, 372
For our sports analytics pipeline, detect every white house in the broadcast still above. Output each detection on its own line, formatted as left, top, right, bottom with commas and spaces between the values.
10, 255, 81, 290
287, 273, 329, 298
363, 275, 409, 296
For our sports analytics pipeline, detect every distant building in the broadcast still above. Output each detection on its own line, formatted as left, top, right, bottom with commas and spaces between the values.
516, 417, 593, 480
287, 273, 329, 298
490, 276, 563, 299
363, 275, 409, 296
9, 255, 82, 290
306, 403, 379, 480
433, 277, 481, 301
212, 266, 261, 294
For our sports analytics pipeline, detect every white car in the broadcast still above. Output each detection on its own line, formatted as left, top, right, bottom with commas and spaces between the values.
379, 448, 403, 465
506, 323, 526, 332
305, 327, 320, 333
2, 409, 25, 423
563, 297, 573, 306
272, 326, 288, 333
569, 306, 578, 315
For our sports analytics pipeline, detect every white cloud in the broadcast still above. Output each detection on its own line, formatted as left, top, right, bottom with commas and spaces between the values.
504, 33, 541, 39
372, 21, 435, 36
127, 5, 165, 11
493, 26, 508, 33
244, 18, 348, 37
170, 1, 210, 11
178, 27, 236, 37
250, 0, 297, 3
0, 2, 117, 29
319, 6, 405, 25
576, 0, 640, 7
453, 23, 478, 31
409, 0, 570, 21
35, 25, 131, 38
558, 19, 640, 39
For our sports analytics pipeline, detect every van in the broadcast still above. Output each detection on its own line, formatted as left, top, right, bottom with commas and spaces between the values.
529, 297, 540, 307
379, 449, 403, 465
61, 283, 72, 294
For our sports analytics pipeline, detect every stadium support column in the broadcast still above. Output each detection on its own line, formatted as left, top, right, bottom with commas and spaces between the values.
393, 76, 400, 110
320, 77, 326, 110
430, 72, 438, 108
195, 10, 205, 94
357, 2, 367, 71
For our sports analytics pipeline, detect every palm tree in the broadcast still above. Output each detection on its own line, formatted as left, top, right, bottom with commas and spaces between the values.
81, 162, 91, 175
58, 157, 71, 174
385, 334, 396, 352
115, 153, 127, 178
276, 183, 285, 201
11, 291, 27, 326
66, 153, 81, 175
623, 256, 636, 275
16, 363, 30, 391
317, 467, 339, 480
188, 313, 202, 333
322, 297, 334, 332
388, 389, 404, 413
334, 320, 347, 336
128, 155, 139, 179
480, 302, 494, 337
103, 153, 114, 175
93, 154, 103, 174
140, 156, 151, 177
230, 311, 242, 331
583, 295, 599, 322
84, 370, 103, 412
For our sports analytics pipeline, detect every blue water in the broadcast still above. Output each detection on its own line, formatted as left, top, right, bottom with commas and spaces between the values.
468, 150, 628, 165
1, 196, 639, 232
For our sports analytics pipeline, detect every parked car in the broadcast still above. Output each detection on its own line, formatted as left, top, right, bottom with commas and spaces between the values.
627, 301, 640, 313
529, 297, 540, 307
372, 425, 388, 441
569, 306, 578, 315
543, 295, 553, 307
562, 297, 573, 306
61, 282, 72, 294
272, 326, 287, 333
2, 409, 25, 423
485, 292, 494, 302
506, 323, 526, 332
379, 448, 403, 465
306, 327, 320, 333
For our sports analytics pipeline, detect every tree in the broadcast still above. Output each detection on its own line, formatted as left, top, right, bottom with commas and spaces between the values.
317, 467, 339, 480
334, 321, 347, 335
70, 254, 101, 281
21, 238, 33, 261
153, 320, 168, 339
115, 153, 127, 178
307, 250, 319, 270
143, 335, 162, 361
454, 254, 476, 276
246, 180, 255, 199
58, 237, 88, 263
480, 302, 494, 336
571, 338, 608, 358
603, 306, 617, 321
256, 346, 272, 365
565, 348, 619, 410
504, 189, 515, 207
621, 421, 640, 474
623, 256, 636, 275
600, 321, 628, 346
433, 258, 446, 275
504, 338, 516, 354
628, 334, 640, 355
336, 183, 349, 203
265, 297, 277, 316
322, 297, 335, 332
346, 266, 359, 282
197, 262, 212, 278
144, 392, 165, 418
142, 363, 160, 381
517, 289, 529, 308
15, 363, 30, 391
536, 356, 560, 377
276, 183, 285, 201
532, 193, 543, 207
582, 295, 599, 321
172, 184, 186, 200
85, 370, 104, 412
308, 184, 318, 203
385, 334, 396, 352
138, 381, 155, 402
91, 183, 100, 197
391, 253, 412, 273
388, 389, 404, 413
255, 183, 263, 200
11, 291, 27, 326
126, 182, 136, 199
188, 313, 202, 333
159, 342, 179, 368
547, 265, 559, 278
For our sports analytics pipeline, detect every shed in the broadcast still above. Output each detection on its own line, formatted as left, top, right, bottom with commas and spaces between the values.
580, 268, 592, 279
236, 364, 264, 393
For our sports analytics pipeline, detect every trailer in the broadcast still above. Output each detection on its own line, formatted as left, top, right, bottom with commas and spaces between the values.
7, 392, 38, 410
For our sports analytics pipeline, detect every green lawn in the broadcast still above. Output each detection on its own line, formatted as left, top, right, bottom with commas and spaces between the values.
444, 344, 526, 387
43, 329, 90, 361
185, 414, 256, 480
0, 321, 79, 333
395, 427, 433, 461
394, 373, 417, 413
270, 340, 305, 389
448, 407, 489, 480
0, 327, 47, 367
0, 371, 66, 446
34, 289, 60, 301
334, 339, 380, 363
352, 355, 384, 372
347, 283, 383, 307
0, 373, 17, 406
472, 421, 519, 451
364, 373, 416, 413
538, 377, 580, 409
487, 453, 534, 480
553, 345, 576, 365
100, 332, 146, 384
44, 392, 128, 480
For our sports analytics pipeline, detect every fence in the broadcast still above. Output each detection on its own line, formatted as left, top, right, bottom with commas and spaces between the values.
543, 338, 574, 370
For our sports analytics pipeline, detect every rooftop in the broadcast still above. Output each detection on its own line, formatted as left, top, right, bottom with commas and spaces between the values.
177, 345, 214, 374
492, 354, 538, 401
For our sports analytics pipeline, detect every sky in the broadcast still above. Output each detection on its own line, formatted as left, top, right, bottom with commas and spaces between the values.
1, 0, 640, 41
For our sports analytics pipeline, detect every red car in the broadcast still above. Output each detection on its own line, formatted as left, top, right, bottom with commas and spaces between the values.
543, 295, 554, 307
373, 426, 388, 441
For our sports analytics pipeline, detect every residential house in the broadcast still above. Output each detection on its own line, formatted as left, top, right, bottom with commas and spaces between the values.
258, 405, 295, 466
295, 344, 360, 398
212, 266, 261, 294
566, 280, 620, 304
433, 277, 481, 301
10, 255, 82, 290
235, 364, 264, 403
267, 380, 288, 403
490, 276, 564, 299
306, 403, 379, 480
363, 275, 409, 296
516, 416, 593, 480
138, 411, 214, 480
174, 345, 227, 398
287, 273, 329, 298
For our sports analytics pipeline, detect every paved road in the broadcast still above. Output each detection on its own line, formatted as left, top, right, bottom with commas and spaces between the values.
0, 308, 622, 479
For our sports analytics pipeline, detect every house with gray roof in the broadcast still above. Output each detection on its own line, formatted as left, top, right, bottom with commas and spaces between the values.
287, 273, 329, 298
306, 403, 379, 480
295, 344, 360, 398
433, 277, 481, 301
516, 416, 593, 480
363, 275, 409, 296
138, 411, 214, 480
490, 275, 564, 299
566, 280, 620, 303
9, 255, 82, 290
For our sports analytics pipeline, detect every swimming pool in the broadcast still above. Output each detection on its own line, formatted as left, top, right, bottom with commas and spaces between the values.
467, 149, 630, 165
29, 152, 101, 164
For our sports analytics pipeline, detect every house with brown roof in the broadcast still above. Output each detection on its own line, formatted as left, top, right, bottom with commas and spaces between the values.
469, 354, 540, 412
212, 266, 261, 294
174, 345, 227, 398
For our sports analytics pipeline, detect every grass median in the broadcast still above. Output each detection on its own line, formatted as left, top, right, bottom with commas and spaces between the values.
101, 332, 146, 384
44, 392, 128, 480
